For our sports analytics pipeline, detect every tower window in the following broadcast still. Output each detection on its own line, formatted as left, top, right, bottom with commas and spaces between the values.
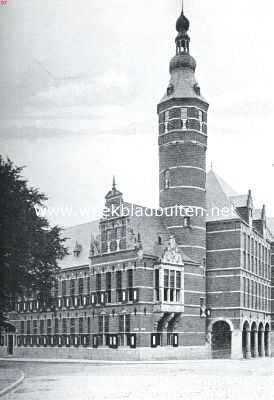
183, 216, 190, 227
198, 110, 203, 131
181, 108, 188, 130
181, 108, 188, 120
164, 170, 170, 190
164, 111, 169, 122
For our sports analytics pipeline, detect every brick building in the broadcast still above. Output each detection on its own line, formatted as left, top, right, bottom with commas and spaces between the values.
1, 4, 273, 360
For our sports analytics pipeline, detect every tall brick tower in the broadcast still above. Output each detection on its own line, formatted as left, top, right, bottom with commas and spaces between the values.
158, 3, 209, 264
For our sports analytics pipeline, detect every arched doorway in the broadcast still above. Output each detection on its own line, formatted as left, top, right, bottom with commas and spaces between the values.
265, 323, 270, 356
258, 323, 264, 357
211, 321, 232, 358
242, 321, 250, 358
250, 322, 257, 358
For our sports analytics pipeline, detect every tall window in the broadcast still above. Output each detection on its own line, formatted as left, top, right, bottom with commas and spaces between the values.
118, 315, 124, 333
78, 278, 84, 295
70, 279, 76, 296
96, 274, 101, 292
62, 318, 67, 334
54, 318, 59, 334
176, 271, 181, 302
98, 316, 103, 333
87, 277, 90, 293
127, 269, 134, 301
33, 320, 38, 335
116, 271, 122, 289
164, 269, 169, 302
243, 277, 246, 307
105, 315, 109, 334
79, 318, 83, 334
20, 321, 24, 334
62, 280, 66, 296
154, 269, 160, 301
70, 318, 75, 334
40, 319, 45, 334
106, 272, 112, 303
164, 269, 181, 303
47, 319, 52, 335
125, 314, 131, 333
116, 270, 123, 302
127, 269, 133, 288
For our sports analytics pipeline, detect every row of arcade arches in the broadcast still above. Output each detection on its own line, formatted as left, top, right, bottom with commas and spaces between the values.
209, 319, 271, 359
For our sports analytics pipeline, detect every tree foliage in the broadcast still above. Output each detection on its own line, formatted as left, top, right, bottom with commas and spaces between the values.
0, 156, 67, 318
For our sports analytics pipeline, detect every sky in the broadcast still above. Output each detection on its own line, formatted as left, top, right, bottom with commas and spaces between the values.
1, 0, 274, 228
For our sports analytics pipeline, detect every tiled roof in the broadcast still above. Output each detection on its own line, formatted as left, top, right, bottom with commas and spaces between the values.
58, 221, 100, 270
253, 209, 262, 220
206, 171, 273, 241
57, 201, 194, 270
267, 218, 274, 238
123, 203, 168, 256
160, 68, 207, 104
206, 169, 238, 221
229, 195, 248, 208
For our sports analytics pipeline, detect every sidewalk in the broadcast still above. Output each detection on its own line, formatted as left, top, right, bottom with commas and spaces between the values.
0, 367, 24, 397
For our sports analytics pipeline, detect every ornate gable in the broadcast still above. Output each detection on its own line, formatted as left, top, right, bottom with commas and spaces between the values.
160, 236, 183, 265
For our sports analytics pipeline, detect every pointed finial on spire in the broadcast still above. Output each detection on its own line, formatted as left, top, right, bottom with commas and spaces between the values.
176, 0, 189, 33
112, 175, 116, 191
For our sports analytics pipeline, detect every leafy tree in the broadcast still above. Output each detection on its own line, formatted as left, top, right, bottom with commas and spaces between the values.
0, 156, 67, 322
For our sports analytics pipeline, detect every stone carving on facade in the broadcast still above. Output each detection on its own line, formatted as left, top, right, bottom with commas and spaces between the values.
160, 236, 183, 265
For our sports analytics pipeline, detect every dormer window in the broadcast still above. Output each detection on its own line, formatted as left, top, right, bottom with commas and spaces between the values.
167, 83, 174, 96
73, 242, 82, 257
194, 83, 201, 95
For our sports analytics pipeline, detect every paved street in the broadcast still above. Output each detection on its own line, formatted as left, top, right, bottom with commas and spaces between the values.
2, 359, 273, 400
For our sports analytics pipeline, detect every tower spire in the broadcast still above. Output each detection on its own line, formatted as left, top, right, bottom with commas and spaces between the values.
112, 175, 116, 191
175, 0, 190, 55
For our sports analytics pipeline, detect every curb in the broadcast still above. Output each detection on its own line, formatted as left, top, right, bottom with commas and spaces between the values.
0, 371, 24, 398
0, 357, 270, 365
